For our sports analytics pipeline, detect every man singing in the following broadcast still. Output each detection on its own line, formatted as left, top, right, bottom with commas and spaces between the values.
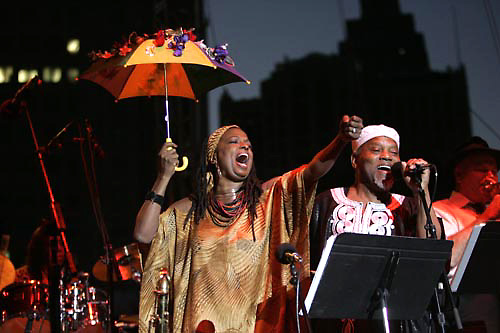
310, 124, 442, 332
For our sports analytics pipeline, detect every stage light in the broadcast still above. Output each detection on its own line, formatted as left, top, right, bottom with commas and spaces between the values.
18, 69, 38, 83
67, 39, 80, 54
67, 68, 79, 82
0, 66, 14, 83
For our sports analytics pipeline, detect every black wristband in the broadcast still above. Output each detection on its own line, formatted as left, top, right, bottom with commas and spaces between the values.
145, 191, 164, 206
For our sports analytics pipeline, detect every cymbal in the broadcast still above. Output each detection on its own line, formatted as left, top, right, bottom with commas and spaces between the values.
92, 243, 142, 282
0, 254, 15, 290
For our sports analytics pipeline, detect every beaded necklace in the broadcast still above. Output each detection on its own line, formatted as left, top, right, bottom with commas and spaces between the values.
208, 190, 247, 227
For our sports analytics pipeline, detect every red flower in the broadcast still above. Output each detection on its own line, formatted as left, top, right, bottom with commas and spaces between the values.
184, 28, 197, 41
102, 51, 113, 58
96, 50, 113, 59
154, 30, 165, 47
119, 44, 132, 56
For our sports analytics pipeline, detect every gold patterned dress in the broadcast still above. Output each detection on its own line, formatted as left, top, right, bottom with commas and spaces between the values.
139, 166, 316, 333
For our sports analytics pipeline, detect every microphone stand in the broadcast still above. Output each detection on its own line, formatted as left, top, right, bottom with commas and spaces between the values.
415, 170, 462, 332
24, 101, 78, 333
289, 261, 313, 333
78, 121, 120, 333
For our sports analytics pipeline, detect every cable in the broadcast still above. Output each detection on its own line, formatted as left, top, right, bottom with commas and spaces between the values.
205, 0, 218, 45
470, 108, 500, 143
296, 277, 301, 333
482, 0, 500, 69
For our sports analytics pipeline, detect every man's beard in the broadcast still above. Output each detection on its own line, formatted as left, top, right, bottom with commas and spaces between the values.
361, 171, 394, 202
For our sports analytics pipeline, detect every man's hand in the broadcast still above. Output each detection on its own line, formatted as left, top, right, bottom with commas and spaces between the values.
481, 194, 500, 222
338, 115, 363, 142
400, 158, 433, 193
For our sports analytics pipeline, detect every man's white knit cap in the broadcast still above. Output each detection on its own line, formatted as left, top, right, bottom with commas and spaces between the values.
351, 124, 400, 153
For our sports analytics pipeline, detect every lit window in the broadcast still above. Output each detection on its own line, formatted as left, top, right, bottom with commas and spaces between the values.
0, 66, 14, 83
18, 69, 38, 83
52, 68, 62, 83
42, 67, 62, 83
42, 67, 51, 82
67, 39, 80, 54
67, 68, 79, 82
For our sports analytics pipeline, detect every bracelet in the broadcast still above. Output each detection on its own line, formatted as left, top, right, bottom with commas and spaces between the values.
145, 191, 164, 206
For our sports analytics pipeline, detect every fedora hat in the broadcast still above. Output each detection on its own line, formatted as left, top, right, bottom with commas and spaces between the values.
450, 136, 500, 169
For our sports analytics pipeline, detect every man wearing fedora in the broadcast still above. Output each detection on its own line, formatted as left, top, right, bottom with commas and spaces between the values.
434, 136, 500, 332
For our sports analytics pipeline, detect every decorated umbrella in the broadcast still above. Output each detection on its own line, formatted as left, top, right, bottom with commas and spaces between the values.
79, 28, 250, 171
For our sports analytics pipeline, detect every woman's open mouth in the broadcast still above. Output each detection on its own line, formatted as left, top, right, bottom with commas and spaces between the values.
236, 153, 249, 167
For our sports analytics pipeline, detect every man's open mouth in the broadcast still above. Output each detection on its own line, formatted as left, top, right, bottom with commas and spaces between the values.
377, 165, 391, 172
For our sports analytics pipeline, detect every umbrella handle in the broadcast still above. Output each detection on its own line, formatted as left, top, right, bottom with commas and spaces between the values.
166, 138, 188, 172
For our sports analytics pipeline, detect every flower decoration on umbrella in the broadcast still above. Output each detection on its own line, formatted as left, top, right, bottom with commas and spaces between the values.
80, 28, 249, 171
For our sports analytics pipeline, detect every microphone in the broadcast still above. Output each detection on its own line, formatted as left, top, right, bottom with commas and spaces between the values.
390, 161, 434, 180
275, 243, 303, 264
85, 119, 105, 159
0, 76, 42, 117
43, 120, 75, 154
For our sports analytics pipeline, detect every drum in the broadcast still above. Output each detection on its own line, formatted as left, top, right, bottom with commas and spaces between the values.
62, 280, 87, 330
61, 275, 109, 332
0, 281, 49, 333
85, 287, 109, 327
93, 243, 143, 283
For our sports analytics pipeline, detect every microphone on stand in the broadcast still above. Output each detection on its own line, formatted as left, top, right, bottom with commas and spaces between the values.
275, 243, 303, 264
275, 243, 312, 333
0, 76, 42, 118
40, 120, 76, 155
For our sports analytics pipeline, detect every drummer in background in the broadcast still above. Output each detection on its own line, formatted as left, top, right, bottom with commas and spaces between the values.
15, 219, 65, 284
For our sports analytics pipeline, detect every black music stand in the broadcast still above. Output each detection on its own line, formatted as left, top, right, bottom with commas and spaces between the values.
305, 233, 452, 331
451, 222, 500, 294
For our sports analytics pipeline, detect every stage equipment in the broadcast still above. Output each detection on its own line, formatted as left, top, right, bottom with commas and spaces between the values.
0, 76, 77, 332
61, 273, 109, 332
451, 222, 500, 294
305, 234, 452, 333
0, 280, 49, 333
93, 243, 143, 282
414, 172, 463, 332
275, 243, 311, 333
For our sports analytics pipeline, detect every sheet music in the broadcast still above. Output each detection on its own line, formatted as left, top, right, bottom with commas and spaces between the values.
304, 235, 337, 313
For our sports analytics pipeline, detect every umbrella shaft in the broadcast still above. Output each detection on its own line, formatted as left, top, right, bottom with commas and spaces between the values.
165, 99, 170, 138
164, 64, 170, 139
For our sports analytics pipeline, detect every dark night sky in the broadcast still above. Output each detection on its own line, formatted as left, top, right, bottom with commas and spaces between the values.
206, 0, 500, 149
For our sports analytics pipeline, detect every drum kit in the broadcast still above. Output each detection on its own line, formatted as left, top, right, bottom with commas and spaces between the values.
0, 243, 143, 332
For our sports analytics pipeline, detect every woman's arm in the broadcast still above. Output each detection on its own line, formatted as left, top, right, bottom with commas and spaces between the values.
134, 141, 179, 243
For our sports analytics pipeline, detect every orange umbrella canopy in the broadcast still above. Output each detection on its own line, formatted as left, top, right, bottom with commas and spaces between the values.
80, 29, 250, 171
80, 29, 250, 101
